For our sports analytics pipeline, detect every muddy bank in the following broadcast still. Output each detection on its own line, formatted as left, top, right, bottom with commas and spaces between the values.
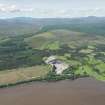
0, 78, 105, 105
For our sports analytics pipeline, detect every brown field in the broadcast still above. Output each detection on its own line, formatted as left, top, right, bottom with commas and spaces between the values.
0, 65, 50, 85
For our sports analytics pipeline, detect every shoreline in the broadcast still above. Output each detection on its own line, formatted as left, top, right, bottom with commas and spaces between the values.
0, 76, 103, 89
0, 77, 105, 105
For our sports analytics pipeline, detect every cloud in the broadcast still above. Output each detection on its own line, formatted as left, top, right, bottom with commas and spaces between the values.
0, 4, 18, 12
36, 8, 105, 17
30, 8, 105, 17
0, 4, 105, 17
0, 4, 33, 13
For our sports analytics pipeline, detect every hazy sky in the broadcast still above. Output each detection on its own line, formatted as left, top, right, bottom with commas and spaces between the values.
0, 0, 105, 18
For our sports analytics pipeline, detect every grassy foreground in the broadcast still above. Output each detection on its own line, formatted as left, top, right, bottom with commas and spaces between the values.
0, 65, 50, 87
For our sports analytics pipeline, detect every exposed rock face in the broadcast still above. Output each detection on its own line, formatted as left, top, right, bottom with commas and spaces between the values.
45, 56, 69, 75
53, 63, 69, 74
45, 56, 56, 64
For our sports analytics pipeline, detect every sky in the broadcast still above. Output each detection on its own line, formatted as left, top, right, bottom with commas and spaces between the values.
0, 0, 105, 18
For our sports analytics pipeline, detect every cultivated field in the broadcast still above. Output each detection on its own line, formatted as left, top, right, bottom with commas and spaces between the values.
0, 65, 50, 85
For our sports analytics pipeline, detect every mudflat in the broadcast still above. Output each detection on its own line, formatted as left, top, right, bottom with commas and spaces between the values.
0, 78, 105, 105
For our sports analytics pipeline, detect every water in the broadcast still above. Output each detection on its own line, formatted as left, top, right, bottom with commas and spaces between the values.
0, 78, 105, 105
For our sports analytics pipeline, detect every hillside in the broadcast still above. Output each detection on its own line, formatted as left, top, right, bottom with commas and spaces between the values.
25, 29, 105, 50
0, 17, 105, 36
0, 17, 105, 86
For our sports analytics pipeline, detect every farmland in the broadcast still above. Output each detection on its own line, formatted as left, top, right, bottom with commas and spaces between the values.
0, 65, 50, 86
0, 17, 105, 87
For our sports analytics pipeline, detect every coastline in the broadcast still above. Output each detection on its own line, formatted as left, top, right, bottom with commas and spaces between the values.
0, 77, 105, 105
0, 75, 103, 89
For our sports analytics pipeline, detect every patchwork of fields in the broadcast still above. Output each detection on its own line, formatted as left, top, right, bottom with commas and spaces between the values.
25, 29, 105, 81
0, 24, 105, 86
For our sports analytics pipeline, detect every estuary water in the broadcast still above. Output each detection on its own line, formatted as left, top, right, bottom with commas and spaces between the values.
0, 78, 105, 105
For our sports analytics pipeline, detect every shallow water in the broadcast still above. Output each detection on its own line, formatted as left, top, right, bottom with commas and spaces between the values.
0, 78, 105, 105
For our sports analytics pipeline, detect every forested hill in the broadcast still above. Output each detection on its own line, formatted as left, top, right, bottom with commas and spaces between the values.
0, 16, 105, 36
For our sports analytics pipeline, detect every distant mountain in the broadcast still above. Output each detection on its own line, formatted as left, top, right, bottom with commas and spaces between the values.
0, 17, 105, 36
